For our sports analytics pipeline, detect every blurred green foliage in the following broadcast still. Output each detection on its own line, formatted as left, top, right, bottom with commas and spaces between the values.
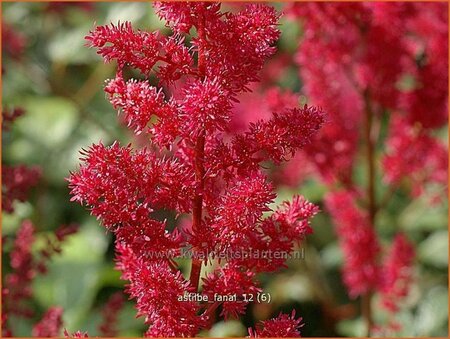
2, 2, 448, 337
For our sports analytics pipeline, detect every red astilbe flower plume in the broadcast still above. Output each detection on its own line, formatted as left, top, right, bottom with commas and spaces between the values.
286, 2, 445, 332
154, 2, 221, 34
202, 264, 260, 319
86, 22, 161, 74
32, 306, 64, 337
115, 244, 204, 337
2, 165, 41, 213
248, 310, 304, 337
98, 292, 125, 337
2, 220, 77, 337
382, 116, 448, 197
69, 142, 194, 224
289, 2, 448, 186
325, 191, 380, 298
237, 105, 325, 164
180, 77, 233, 137
378, 233, 415, 313
372, 234, 415, 335
2, 22, 26, 60
3, 220, 36, 326
400, 2, 448, 129
211, 194, 318, 273
70, 2, 325, 336
104, 75, 170, 135
209, 172, 276, 252
64, 329, 89, 338
250, 195, 319, 272
86, 22, 192, 83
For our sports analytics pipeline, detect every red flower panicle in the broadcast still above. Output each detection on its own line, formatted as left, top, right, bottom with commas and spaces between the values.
290, 2, 448, 186
285, 4, 447, 332
209, 172, 276, 253
32, 307, 64, 337
3, 220, 36, 326
37, 224, 79, 275
98, 292, 125, 337
2, 22, 26, 59
115, 244, 204, 337
2, 220, 77, 336
180, 77, 233, 137
370, 234, 415, 335
379, 234, 415, 313
2, 165, 41, 213
104, 76, 168, 135
64, 329, 89, 338
382, 116, 448, 197
202, 264, 260, 319
325, 191, 380, 298
239, 105, 325, 164
400, 3, 448, 129
248, 310, 304, 337
70, 2, 325, 336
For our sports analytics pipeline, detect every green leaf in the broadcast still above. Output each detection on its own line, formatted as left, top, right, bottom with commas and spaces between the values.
9, 96, 78, 162
320, 242, 343, 269
209, 320, 247, 337
106, 2, 149, 24
48, 27, 96, 64
418, 230, 448, 268
337, 317, 366, 337
414, 286, 448, 336
1, 202, 34, 236
399, 197, 447, 232
33, 221, 109, 330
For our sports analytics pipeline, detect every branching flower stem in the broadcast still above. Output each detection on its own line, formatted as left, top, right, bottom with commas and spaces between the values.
190, 14, 206, 291
362, 89, 376, 335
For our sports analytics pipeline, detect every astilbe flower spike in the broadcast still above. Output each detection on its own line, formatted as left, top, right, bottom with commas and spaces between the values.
64, 329, 89, 338
2, 22, 26, 59
285, 3, 447, 334
32, 307, 64, 337
369, 234, 415, 335
371, 233, 415, 336
98, 292, 125, 337
69, 2, 325, 337
289, 2, 448, 186
2, 165, 41, 213
1, 109, 76, 337
248, 310, 304, 338
2, 220, 78, 337
382, 116, 448, 197
115, 243, 204, 337
2, 220, 36, 327
325, 191, 380, 298
379, 234, 415, 314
